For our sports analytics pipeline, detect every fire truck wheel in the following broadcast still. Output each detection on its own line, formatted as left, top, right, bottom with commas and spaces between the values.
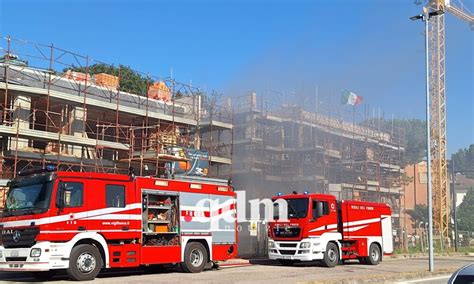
278, 259, 296, 266
366, 243, 381, 265
182, 242, 208, 273
30, 270, 58, 281
322, 242, 339, 268
67, 244, 103, 281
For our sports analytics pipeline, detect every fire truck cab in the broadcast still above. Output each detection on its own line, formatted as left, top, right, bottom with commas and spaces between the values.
0, 169, 237, 281
268, 193, 393, 267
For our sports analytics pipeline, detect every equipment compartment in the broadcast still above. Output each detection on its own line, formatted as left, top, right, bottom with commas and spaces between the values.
142, 191, 180, 246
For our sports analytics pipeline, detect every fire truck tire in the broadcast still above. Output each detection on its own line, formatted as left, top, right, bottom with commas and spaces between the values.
322, 242, 339, 268
278, 259, 296, 266
67, 244, 103, 281
182, 242, 208, 273
365, 243, 381, 265
30, 270, 58, 281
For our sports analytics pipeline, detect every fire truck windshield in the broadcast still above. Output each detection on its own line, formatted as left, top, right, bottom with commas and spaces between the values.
274, 198, 309, 219
4, 177, 53, 216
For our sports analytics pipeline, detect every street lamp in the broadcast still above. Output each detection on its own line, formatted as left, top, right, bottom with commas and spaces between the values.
410, 6, 444, 273
451, 159, 459, 253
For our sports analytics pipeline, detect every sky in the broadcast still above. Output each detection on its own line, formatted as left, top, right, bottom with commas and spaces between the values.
0, 0, 472, 154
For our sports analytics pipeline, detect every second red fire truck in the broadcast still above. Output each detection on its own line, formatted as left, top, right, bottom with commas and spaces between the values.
0, 168, 237, 281
268, 192, 393, 267
0, 167, 395, 280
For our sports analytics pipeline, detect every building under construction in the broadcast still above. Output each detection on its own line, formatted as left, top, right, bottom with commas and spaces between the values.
0, 37, 406, 249
232, 93, 405, 236
0, 37, 233, 189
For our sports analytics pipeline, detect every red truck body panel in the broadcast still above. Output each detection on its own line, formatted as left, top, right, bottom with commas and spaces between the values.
268, 193, 393, 262
340, 200, 391, 240
0, 171, 237, 273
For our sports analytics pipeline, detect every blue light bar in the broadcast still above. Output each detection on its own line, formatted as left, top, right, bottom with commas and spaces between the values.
18, 165, 57, 176
45, 165, 57, 172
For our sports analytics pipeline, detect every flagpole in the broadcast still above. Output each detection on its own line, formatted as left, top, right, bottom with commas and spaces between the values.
315, 85, 319, 115
353, 104, 356, 125
352, 102, 356, 198
328, 89, 331, 130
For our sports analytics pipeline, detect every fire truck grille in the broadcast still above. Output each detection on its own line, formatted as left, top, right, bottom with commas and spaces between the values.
6, 257, 27, 262
279, 250, 296, 255
279, 243, 298, 248
273, 227, 301, 238
1, 227, 40, 248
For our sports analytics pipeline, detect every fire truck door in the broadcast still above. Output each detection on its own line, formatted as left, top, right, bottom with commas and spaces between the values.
55, 180, 92, 232
381, 211, 393, 253
309, 199, 335, 236
101, 183, 131, 236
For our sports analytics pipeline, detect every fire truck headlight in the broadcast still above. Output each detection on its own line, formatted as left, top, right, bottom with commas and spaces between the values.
300, 242, 311, 249
30, 248, 41, 257
268, 241, 275, 249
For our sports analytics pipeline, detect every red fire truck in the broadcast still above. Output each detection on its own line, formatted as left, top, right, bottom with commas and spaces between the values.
0, 169, 237, 281
268, 192, 393, 267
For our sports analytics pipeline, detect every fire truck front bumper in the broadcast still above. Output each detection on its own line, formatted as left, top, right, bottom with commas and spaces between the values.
268, 238, 324, 262
0, 242, 68, 271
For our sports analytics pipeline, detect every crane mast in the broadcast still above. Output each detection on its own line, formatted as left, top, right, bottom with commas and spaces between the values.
424, 0, 473, 244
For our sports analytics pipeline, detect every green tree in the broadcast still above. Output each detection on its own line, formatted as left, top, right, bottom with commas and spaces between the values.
402, 119, 427, 165
452, 144, 474, 179
361, 118, 426, 165
457, 188, 474, 232
64, 63, 153, 95
405, 204, 429, 228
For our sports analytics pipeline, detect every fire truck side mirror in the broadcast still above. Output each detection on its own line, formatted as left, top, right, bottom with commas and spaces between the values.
128, 167, 136, 181
56, 184, 66, 210
313, 201, 324, 219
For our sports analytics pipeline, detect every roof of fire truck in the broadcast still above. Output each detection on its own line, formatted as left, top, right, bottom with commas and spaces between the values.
12, 167, 233, 195
272, 192, 336, 201
272, 192, 390, 208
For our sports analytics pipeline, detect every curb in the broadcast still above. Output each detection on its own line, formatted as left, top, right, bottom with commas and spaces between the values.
388, 252, 474, 259
305, 267, 459, 284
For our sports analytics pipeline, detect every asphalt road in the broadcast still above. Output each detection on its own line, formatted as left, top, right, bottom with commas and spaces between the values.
394, 275, 451, 284
0, 256, 472, 283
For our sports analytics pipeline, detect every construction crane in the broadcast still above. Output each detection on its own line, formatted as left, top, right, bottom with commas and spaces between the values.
419, 0, 473, 244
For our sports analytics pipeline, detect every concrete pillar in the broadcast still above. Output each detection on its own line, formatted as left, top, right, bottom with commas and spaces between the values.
249, 92, 257, 109
245, 114, 254, 139
194, 134, 201, 150
70, 106, 87, 157
10, 95, 31, 150
71, 106, 86, 135
280, 124, 284, 149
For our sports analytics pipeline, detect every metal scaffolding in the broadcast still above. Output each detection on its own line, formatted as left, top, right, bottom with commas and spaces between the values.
231, 92, 405, 243
0, 36, 232, 181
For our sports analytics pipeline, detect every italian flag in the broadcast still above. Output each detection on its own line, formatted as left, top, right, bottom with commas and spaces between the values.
341, 90, 363, 106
